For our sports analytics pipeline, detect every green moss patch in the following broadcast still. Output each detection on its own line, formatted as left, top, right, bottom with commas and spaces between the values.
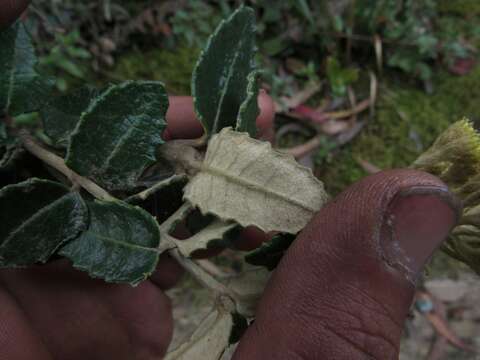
112, 45, 199, 95
319, 66, 480, 195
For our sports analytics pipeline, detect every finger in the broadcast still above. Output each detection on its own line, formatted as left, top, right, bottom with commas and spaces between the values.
0, 260, 173, 359
164, 91, 275, 141
0, 0, 30, 29
0, 287, 52, 359
234, 169, 460, 360
149, 252, 184, 290
230, 226, 271, 251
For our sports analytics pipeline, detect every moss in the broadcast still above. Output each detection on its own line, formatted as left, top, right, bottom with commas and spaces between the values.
111, 45, 200, 95
438, 0, 480, 17
319, 65, 480, 195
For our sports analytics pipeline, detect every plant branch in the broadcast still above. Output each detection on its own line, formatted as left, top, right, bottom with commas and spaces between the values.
169, 248, 235, 298
125, 174, 187, 204
19, 132, 117, 202
195, 259, 233, 279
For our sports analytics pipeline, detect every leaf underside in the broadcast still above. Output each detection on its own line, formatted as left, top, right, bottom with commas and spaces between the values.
0, 22, 53, 117
184, 128, 329, 233
192, 6, 257, 136
41, 85, 99, 146
0, 178, 87, 267
60, 200, 161, 285
66, 81, 168, 192
236, 71, 260, 137
165, 307, 235, 360
174, 219, 238, 257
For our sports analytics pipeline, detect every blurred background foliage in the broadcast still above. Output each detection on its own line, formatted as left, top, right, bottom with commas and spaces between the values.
25, 0, 480, 193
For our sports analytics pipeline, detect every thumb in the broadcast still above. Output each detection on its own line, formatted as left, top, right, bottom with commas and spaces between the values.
234, 169, 460, 360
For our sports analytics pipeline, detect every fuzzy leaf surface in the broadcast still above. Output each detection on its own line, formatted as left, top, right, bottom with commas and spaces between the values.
66, 81, 168, 191
192, 6, 256, 135
184, 128, 329, 233
0, 22, 53, 116
174, 219, 238, 257
225, 267, 271, 318
236, 71, 260, 137
41, 85, 98, 146
165, 301, 245, 360
0, 178, 87, 267
60, 200, 160, 285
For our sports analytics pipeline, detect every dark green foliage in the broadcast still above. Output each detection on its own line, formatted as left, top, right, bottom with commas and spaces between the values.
229, 312, 249, 344
0, 123, 21, 169
192, 6, 257, 136
66, 81, 168, 191
245, 233, 296, 270
60, 200, 161, 285
41, 85, 98, 146
0, 179, 87, 267
0, 22, 53, 116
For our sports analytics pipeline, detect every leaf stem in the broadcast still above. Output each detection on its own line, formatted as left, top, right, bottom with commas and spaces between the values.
170, 248, 235, 298
125, 174, 187, 204
19, 132, 117, 202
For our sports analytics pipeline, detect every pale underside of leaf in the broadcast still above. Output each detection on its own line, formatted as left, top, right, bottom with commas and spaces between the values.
172, 219, 237, 257
60, 200, 161, 285
165, 307, 234, 360
184, 128, 329, 233
192, 6, 256, 135
236, 70, 260, 137
225, 267, 271, 318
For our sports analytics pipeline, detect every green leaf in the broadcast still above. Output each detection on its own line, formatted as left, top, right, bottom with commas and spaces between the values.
192, 6, 257, 136
0, 22, 53, 117
59, 200, 161, 285
0, 123, 21, 169
0, 178, 87, 267
66, 81, 168, 191
41, 85, 98, 146
236, 71, 260, 137
245, 233, 295, 270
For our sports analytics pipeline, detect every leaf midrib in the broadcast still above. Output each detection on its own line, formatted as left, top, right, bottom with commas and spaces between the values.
211, 23, 249, 134
2, 193, 73, 248
88, 232, 159, 253
199, 163, 318, 213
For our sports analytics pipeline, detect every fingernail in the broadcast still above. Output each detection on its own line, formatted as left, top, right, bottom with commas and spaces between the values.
381, 186, 461, 282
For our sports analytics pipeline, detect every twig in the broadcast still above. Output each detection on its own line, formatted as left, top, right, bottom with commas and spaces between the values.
157, 202, 192, 236
282, 134, 323, 159
196, 259, 233, 279
125, 174, 187, 204
323, 98, 370, 120
20, 132, 236, 305
19, 132, 117, 202
170, 248, 235, 298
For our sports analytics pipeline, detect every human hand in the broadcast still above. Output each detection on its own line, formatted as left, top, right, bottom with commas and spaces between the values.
0, 4, 460, 360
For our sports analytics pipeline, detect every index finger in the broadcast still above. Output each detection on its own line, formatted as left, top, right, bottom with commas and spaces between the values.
164, 91, 275, 141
